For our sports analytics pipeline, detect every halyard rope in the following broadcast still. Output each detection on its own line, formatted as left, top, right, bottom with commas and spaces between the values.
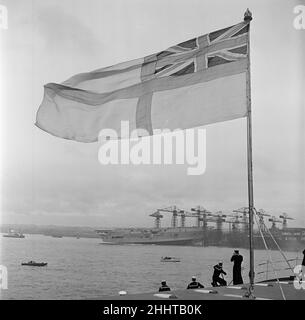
255, 209, 294, 274
253, 210, 286, 300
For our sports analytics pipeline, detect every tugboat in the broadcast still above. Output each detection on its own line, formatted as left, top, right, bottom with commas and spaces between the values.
21, 261, 47, 267
3, 229, 25, 238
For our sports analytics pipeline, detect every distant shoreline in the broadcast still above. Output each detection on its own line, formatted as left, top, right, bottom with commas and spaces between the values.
0, 224, 102, 239
0, 223, 153, 239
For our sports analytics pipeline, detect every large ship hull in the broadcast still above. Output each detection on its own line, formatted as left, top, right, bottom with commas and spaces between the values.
96, 227, 305, 250
97, 227, 205, 246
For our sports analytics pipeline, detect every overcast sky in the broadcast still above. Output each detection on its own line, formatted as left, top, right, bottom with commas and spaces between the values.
0, 0, 304, 228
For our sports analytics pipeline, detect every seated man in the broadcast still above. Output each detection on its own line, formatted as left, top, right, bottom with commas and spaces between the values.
187, 276, 204, 289
159, 280, 171, 292
211, 261, 227, 287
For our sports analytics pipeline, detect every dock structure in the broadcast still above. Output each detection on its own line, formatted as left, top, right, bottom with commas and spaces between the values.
100, 278, 305, 300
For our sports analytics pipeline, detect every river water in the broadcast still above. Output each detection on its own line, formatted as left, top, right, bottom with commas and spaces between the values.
0, 233, 301, 299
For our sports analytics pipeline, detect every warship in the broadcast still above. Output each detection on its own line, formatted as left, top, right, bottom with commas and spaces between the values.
96, 206, 305, 250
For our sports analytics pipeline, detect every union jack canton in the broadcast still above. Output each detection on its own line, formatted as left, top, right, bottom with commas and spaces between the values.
142, 21, 249, 80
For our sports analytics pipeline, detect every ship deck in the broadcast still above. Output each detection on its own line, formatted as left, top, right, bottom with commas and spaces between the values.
100, 278, 305, 300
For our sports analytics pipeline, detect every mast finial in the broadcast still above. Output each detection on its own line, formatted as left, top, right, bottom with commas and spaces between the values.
244, 8, 253, 22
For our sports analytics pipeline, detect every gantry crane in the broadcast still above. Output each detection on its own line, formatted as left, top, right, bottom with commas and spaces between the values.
233, 207, 250, 233
150, 205, 295, 234
191, 206, 211, 228
156, 206, 186, 228
268, 216, 282, 229
208, 211, 227, 231
155, 206, 212, 229
225, 211, 249, 232
149, 210, 163, 229
279, 213, 294, 229
256, 209, 271, 232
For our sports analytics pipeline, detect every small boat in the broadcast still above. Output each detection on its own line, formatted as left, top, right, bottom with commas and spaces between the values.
3, 229, 25, 238
160, 256, 181, 262
21, 261, 48, 267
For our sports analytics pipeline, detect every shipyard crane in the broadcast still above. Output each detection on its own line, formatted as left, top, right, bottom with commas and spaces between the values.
179, 209, 225, 229
191, 211, 226, 229
233, 207, 249, 213
268, 216, 282, 229
233, 207, 250, 232
225, 212, 249, 232
191, 206, 212, 228
177, 209, 214, 228
149, 210, 163, 229
208, 211, 227, 231
156, 206, 185, 228
156, 206, 213, 228
171, 208, 193, 228
255, 209, 271, 232
279, 213, 294, 229
178, 210, 186, 228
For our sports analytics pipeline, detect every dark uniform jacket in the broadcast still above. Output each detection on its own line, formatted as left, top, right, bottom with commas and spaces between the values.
187, 281, 204, 289
213, 265, 227, 279
159, 285, 171, 292
302, 249, 305, 266
231, 254, 243, 267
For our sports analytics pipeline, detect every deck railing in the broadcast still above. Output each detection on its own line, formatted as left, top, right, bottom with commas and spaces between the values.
256, 257, 301, 281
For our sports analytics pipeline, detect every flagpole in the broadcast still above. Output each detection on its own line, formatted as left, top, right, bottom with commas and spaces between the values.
244, 8, 255, 292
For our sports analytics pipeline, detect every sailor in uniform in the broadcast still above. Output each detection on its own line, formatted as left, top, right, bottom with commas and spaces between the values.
187, 276, 204, 289
230, 249, 244, 285
211, 261, 227, 287
159, 280, 171, 292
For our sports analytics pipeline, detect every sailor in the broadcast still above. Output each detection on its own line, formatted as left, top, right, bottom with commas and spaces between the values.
211, 261, 227, 287
159, 280, 171, 292
187, 276, 204, 289
231, 250, 243, 285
